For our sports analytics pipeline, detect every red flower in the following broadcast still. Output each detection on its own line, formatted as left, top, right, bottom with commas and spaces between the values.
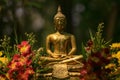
0, 74, 7, 80
7, 69, 17, 79
80, 78, 86, 80
102, 48, 110, 54
7, 61, 20, 70
7, 41, 34, 80
87, 40, 93, 47
17, 41, 31, 57
26, 59, 32, 66
80, 69, 87, 76
8, 55, 23, 69
13, 54, 20, 58
17, 67, 34, 80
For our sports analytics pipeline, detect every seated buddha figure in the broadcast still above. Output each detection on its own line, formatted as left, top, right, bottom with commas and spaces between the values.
46, 6, 76, 59
40, 6, 83, 79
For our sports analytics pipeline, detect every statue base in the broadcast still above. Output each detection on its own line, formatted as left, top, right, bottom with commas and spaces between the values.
38, 55, 83, 79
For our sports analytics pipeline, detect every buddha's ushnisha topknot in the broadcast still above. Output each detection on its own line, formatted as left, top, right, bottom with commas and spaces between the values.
54, 6, 66, 19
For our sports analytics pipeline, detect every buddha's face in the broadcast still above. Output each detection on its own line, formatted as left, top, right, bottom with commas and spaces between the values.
54, 17, 66, 32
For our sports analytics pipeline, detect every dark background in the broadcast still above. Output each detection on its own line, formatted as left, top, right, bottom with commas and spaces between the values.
0, 0, 120, 53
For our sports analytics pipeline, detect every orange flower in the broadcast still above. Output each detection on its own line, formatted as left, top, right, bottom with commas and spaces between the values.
17, 41, 31, 57
8, 54, 32, 70
8, 54, 21, 69
0, 75, 6, 80
17, 67, 34, 80
7, 41, 34, 80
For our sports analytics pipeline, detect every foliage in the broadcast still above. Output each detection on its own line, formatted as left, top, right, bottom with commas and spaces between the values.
0, 33, 44, 80
7, 41, 34, 80
80, 23, 111, 80
25, 32, 37, 48
0, 23, 120, 80
105, 43, 120, 80
0, 35, 12, 61
89, 23, 110, 52
80, 23, 120, 80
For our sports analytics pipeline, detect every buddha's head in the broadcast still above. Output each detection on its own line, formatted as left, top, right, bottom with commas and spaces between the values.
54, 6, 66, 32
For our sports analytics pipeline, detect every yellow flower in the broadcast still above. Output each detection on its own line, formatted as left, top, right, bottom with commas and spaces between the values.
0, 51, 3, 57
0, 75, 6, 80
0, 73, 7, 80
111, 43, 120, 49
0, 57, 8, 64
111, 51, 120, 59
6, 73, 10, 80
111, 53, 116, 58
105, 63, 116, 69
115, 51, 120, 59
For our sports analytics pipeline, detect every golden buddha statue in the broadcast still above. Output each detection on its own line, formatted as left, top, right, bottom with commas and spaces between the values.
46, 6, 76, 58
39, 6, 83, 80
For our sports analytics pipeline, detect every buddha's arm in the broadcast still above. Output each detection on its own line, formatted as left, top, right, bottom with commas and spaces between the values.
46, 35, 59, 58
46, 36, 53, 56
68, 35, 77, 55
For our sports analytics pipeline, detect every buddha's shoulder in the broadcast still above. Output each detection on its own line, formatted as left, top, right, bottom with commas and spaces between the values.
46, 33, 56, 38
64, 33, 74, 37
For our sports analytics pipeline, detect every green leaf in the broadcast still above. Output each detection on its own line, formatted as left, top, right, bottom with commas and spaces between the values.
81, 42, 87, 60
89, 29, 94, 41
0, 70, 6, 75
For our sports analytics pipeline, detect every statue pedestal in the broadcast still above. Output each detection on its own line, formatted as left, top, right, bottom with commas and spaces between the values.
39, 55, 83, 79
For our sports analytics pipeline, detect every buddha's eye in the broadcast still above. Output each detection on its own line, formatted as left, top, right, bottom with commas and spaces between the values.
54, 17, 66, 26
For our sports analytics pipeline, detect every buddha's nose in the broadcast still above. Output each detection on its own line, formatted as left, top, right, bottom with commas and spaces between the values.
58, 21, 61, 24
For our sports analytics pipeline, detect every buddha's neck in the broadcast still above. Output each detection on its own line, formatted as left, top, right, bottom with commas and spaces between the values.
56, 31, 64, 35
